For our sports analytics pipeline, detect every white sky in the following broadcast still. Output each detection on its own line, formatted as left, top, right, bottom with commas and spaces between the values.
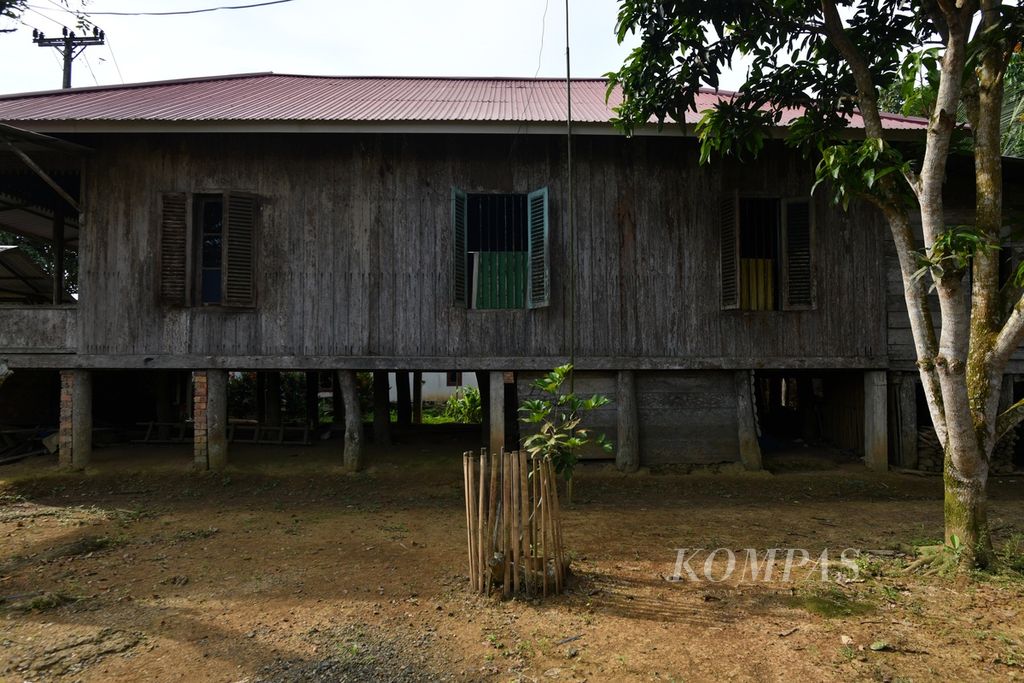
0, 0, 746, 95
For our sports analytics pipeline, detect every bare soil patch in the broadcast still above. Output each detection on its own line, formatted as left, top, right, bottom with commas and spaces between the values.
0, 434, 1023, 681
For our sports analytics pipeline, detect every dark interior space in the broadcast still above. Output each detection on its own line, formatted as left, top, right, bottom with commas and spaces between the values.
753, 370, 864, 456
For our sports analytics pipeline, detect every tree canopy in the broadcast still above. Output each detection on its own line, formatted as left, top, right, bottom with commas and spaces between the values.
608, 1, 1024, 570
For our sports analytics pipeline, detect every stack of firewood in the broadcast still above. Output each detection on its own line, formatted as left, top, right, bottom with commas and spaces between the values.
917, 426, 1019, 474
462, 449, 568, 599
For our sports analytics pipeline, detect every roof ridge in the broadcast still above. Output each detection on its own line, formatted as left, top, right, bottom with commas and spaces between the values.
0, 72, 620, 100
0, 72, 276, 101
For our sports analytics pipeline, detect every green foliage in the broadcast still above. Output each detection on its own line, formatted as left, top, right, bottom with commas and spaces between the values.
443, 386, 482, 424
1002, 50, 1024, 158
518, 364, 612, 481
912, 227, 999, 285
811, 138, 912, 211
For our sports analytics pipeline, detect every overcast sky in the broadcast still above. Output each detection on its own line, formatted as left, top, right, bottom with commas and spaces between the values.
0, 0, 746, 95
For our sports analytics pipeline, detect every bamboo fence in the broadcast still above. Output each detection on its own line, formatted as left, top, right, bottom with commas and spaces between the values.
462, 449, 567, 598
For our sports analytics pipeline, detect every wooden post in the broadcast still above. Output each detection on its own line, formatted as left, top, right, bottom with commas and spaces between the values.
477, 371, 491, 448
412, 371, 423, 424
59, 369, 91, 470
372, 371, 391, 446
206, 369, 228, 470
264, 371, 282, 427
895, 372, 918, 469
331, 371, 344, 427
616, 370, 640, 472
305, 371, 319, 431
51, 209, 65, 305
735, 370, 762, 471
863, 370, 888, 472
396, 371, 412, 426
338, 370, 364, 470
155, 370, 174, 441
256, 372, 267, 424
488, 371, 505, 456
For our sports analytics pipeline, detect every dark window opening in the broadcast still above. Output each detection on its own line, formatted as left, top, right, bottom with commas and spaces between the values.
739, 198, 781, 311
446, 371, 463, 387
721, 194, 814, 311
195, 195, 223, 305
466, 193, 528, 310
451, 187, 549, 311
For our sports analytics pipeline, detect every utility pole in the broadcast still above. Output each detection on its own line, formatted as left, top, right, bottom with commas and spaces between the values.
32, 26, 105, 89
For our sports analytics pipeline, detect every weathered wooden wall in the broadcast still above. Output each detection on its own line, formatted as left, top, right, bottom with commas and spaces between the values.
53, 132, 889, 368
0, 306, 76, 353
517, 369, 740, 466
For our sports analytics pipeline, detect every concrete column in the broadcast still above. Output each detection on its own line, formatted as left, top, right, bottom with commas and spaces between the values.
58, 369, 92, 470
194, 370, 228, 471
616, 370, 640, 472
864, 370, 888, 472
735, 370, 762, 471
489, 370, 505, 456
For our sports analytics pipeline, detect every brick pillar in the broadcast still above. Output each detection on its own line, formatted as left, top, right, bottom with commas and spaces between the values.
58, 369, 92, 470
193, 370, 228, 470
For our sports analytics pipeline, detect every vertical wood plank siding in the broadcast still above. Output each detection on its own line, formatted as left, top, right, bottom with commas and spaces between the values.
73, 134, 888, 363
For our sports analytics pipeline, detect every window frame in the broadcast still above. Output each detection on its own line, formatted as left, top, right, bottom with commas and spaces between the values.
158, 189, 259, 309
720, 191, 816, 312
451, 186, 550, 311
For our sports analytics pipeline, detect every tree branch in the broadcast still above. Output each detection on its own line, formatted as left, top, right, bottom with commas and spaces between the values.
995, 397, 1024, 441
819, 0, 885, 139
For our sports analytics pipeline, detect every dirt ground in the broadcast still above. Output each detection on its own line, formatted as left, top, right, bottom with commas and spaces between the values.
1, 430, 1023, 682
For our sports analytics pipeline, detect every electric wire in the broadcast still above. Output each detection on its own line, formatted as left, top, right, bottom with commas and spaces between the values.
61, 0, 298, 17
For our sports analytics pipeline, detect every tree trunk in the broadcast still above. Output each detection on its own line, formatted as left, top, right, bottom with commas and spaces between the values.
943, 449, 993, 567
338, 370, 364, 471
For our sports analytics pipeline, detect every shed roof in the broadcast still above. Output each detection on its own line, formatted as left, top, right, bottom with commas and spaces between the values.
0, 73, 927, 135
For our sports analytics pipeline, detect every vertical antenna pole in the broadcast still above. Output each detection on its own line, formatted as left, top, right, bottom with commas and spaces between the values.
565, 0, 576, 392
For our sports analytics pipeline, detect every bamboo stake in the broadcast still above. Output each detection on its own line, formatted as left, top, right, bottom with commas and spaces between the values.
547, 459, 563, 592
477, 449, 486, 594
502, 449, 511, 597
486, 449, 499, 592
469, 453, 479, 592
519, 450, 531, 597
463, 453, 473, 589
540, 456, 548, 598
510, 451, 519, 594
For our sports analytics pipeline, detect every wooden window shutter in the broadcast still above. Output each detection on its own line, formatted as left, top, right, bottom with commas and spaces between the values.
719, 191, 740, 310
526, 186, 550, 309
159, 192, 190, 306
451, 187, 468, 307
782, 198, 814, 309
223, 192, 258, 307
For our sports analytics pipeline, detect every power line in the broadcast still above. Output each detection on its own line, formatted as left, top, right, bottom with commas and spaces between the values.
104, 36, 124, 84
83, 53, 99, 86
66, 0, 299, 17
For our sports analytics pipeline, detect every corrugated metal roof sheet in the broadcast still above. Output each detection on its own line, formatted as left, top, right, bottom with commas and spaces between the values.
0, 73, 928, 130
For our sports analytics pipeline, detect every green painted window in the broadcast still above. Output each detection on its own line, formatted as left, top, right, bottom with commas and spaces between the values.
451, 188, 549, 310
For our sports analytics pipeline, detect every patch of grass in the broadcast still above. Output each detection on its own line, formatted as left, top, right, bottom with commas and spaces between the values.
998, 533, 1024, 575
3, 591, 81, 612
172, 527, 219, 542
784, 587, 875, 618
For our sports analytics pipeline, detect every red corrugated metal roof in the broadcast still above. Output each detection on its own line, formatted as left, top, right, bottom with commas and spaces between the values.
0, 72, 928, 130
